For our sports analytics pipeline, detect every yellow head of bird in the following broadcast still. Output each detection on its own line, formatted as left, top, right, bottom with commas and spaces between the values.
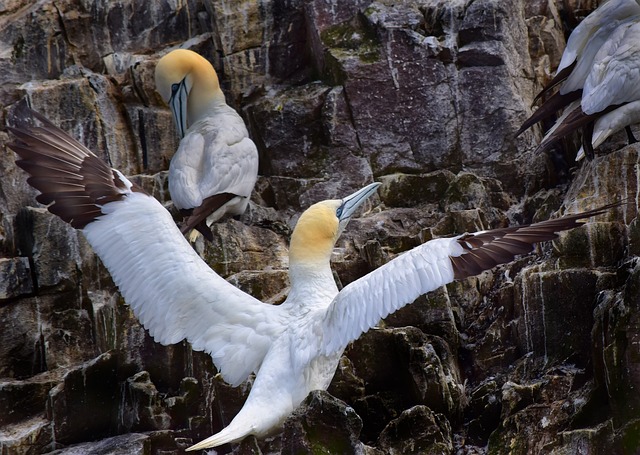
154, 49, 224, 136
289, 201, 342, 265
288, 182, 381, 265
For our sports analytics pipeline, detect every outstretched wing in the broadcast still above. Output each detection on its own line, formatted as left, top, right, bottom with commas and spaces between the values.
320, 205, 617, 355
8, 109, 285, 386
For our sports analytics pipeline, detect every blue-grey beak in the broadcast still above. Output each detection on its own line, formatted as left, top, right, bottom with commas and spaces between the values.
169, 78, 189, 138
337, 182, 381, 222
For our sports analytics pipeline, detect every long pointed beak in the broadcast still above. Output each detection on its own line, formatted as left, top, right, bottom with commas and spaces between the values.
337, 182, 381, 222
169, 78, 189, 138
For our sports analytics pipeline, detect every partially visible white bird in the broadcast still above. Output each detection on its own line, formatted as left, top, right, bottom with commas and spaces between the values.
537, 18, 640, 159
553, 0, 640, 84
517, 0, 640, 139
8, 109, 618, 451
575, 100, 640, 160
155, 49, 258, 241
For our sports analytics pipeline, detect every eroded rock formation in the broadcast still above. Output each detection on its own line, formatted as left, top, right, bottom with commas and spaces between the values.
1, 0, 639, 454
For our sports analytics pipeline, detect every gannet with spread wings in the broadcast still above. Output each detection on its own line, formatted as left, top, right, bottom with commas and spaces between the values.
8, 110, 617, 451
155, 49, 259, 241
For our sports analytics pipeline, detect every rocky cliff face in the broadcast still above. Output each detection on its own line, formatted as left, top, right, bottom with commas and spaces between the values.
1, 0, 638, 454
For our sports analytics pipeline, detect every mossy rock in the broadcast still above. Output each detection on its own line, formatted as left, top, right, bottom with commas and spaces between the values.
321, 16, 380, 63
553, 221, 626, 268
378, 171, 455, 208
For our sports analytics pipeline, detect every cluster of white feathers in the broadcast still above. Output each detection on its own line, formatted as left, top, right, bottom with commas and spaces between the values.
530, 0, 640, 159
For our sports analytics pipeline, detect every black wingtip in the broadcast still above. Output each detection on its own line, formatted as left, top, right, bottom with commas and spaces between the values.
450, 200, 625, 281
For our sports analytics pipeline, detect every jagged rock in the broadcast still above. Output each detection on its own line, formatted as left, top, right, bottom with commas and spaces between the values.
546, 420, 616, 455
0, 292, 97, 379
465, 380, 501, 444
45, 430, 194, 455
201, 218, 289, 278
226, 270, 290, 304
280, 390, 367, 454
329, 356, 367, 403
0, 416, 53, 455
378, 171, 455, 208
117, 371, 199, 434
345, 327, 463, 442
0, 257, 32, 300
0, 297, 48, 379
489, 368, 599, 454
120, 371, 172, 431
378, 405, 453, 455
46, 433, 150, 455
592, 261, 640, 425
0, 370, 65, 426
47, 352, 120, 445
14, 207, 81, 292
384, 288, 460, 347
513, 267, 614, 367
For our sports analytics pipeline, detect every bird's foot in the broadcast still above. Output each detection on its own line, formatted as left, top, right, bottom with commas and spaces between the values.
188, 229, 202, 243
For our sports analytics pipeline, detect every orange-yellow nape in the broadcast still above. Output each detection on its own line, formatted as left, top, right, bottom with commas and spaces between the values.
289, 201, 341, 265
155, 49, 221, 101
154, 49, 225, 129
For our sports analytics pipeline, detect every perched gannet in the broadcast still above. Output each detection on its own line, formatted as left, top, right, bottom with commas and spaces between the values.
9, 110, 618, 451
155, 49, 258, 240
517, 0, 640, 139
575, 101, 640, 160
539, 0, 640, 100
536, 18, 640, 159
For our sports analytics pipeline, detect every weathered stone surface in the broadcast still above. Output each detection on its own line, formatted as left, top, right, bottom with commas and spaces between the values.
378, 171, 455, 208
0, 370, 65, 426
46, 433, 150, 455
0, 257, 32, 300
346, 327, 463, 444
488, 369, 601, 454
15, 207, 81, 292
280, 390, 367, 454
377, 405, 453, 455
592, 261, 640, 427
2, 0, 640, 454
47, 352, 119, 445
0, 416, 53, 455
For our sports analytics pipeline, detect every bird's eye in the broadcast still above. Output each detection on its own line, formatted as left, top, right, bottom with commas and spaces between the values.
171, 83, 180, 95
336, 206, 343, 218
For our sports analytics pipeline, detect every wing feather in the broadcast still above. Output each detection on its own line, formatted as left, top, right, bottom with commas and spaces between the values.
82, 196, 286, 385
169, 113, 259, 210
582, 20, 640, 114
321, 238, 458, 355
320, 204, 619, 356
9, 108, 285, 386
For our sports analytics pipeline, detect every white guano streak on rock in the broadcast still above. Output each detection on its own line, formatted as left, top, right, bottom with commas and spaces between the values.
538, 272, 548, 367
521, 271, 532, 354
385, 39, 400, 90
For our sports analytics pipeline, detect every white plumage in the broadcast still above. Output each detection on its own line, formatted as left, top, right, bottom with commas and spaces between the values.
155, 49, 259, 239
572, 19, 640, 159
8, 110, 615, 451
526, 8, 640, 160
556, 0, 640, 76
581, 19, 640, 114
83, 191, 285, 387
167, 111, 258, 215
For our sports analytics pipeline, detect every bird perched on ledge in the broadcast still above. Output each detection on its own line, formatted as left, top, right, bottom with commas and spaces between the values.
8, 109, 618, 451
516, 0, 640, 160
155, 48, 259, 241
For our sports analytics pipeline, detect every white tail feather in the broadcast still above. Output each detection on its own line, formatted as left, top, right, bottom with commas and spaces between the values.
185, 425, 252, 451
